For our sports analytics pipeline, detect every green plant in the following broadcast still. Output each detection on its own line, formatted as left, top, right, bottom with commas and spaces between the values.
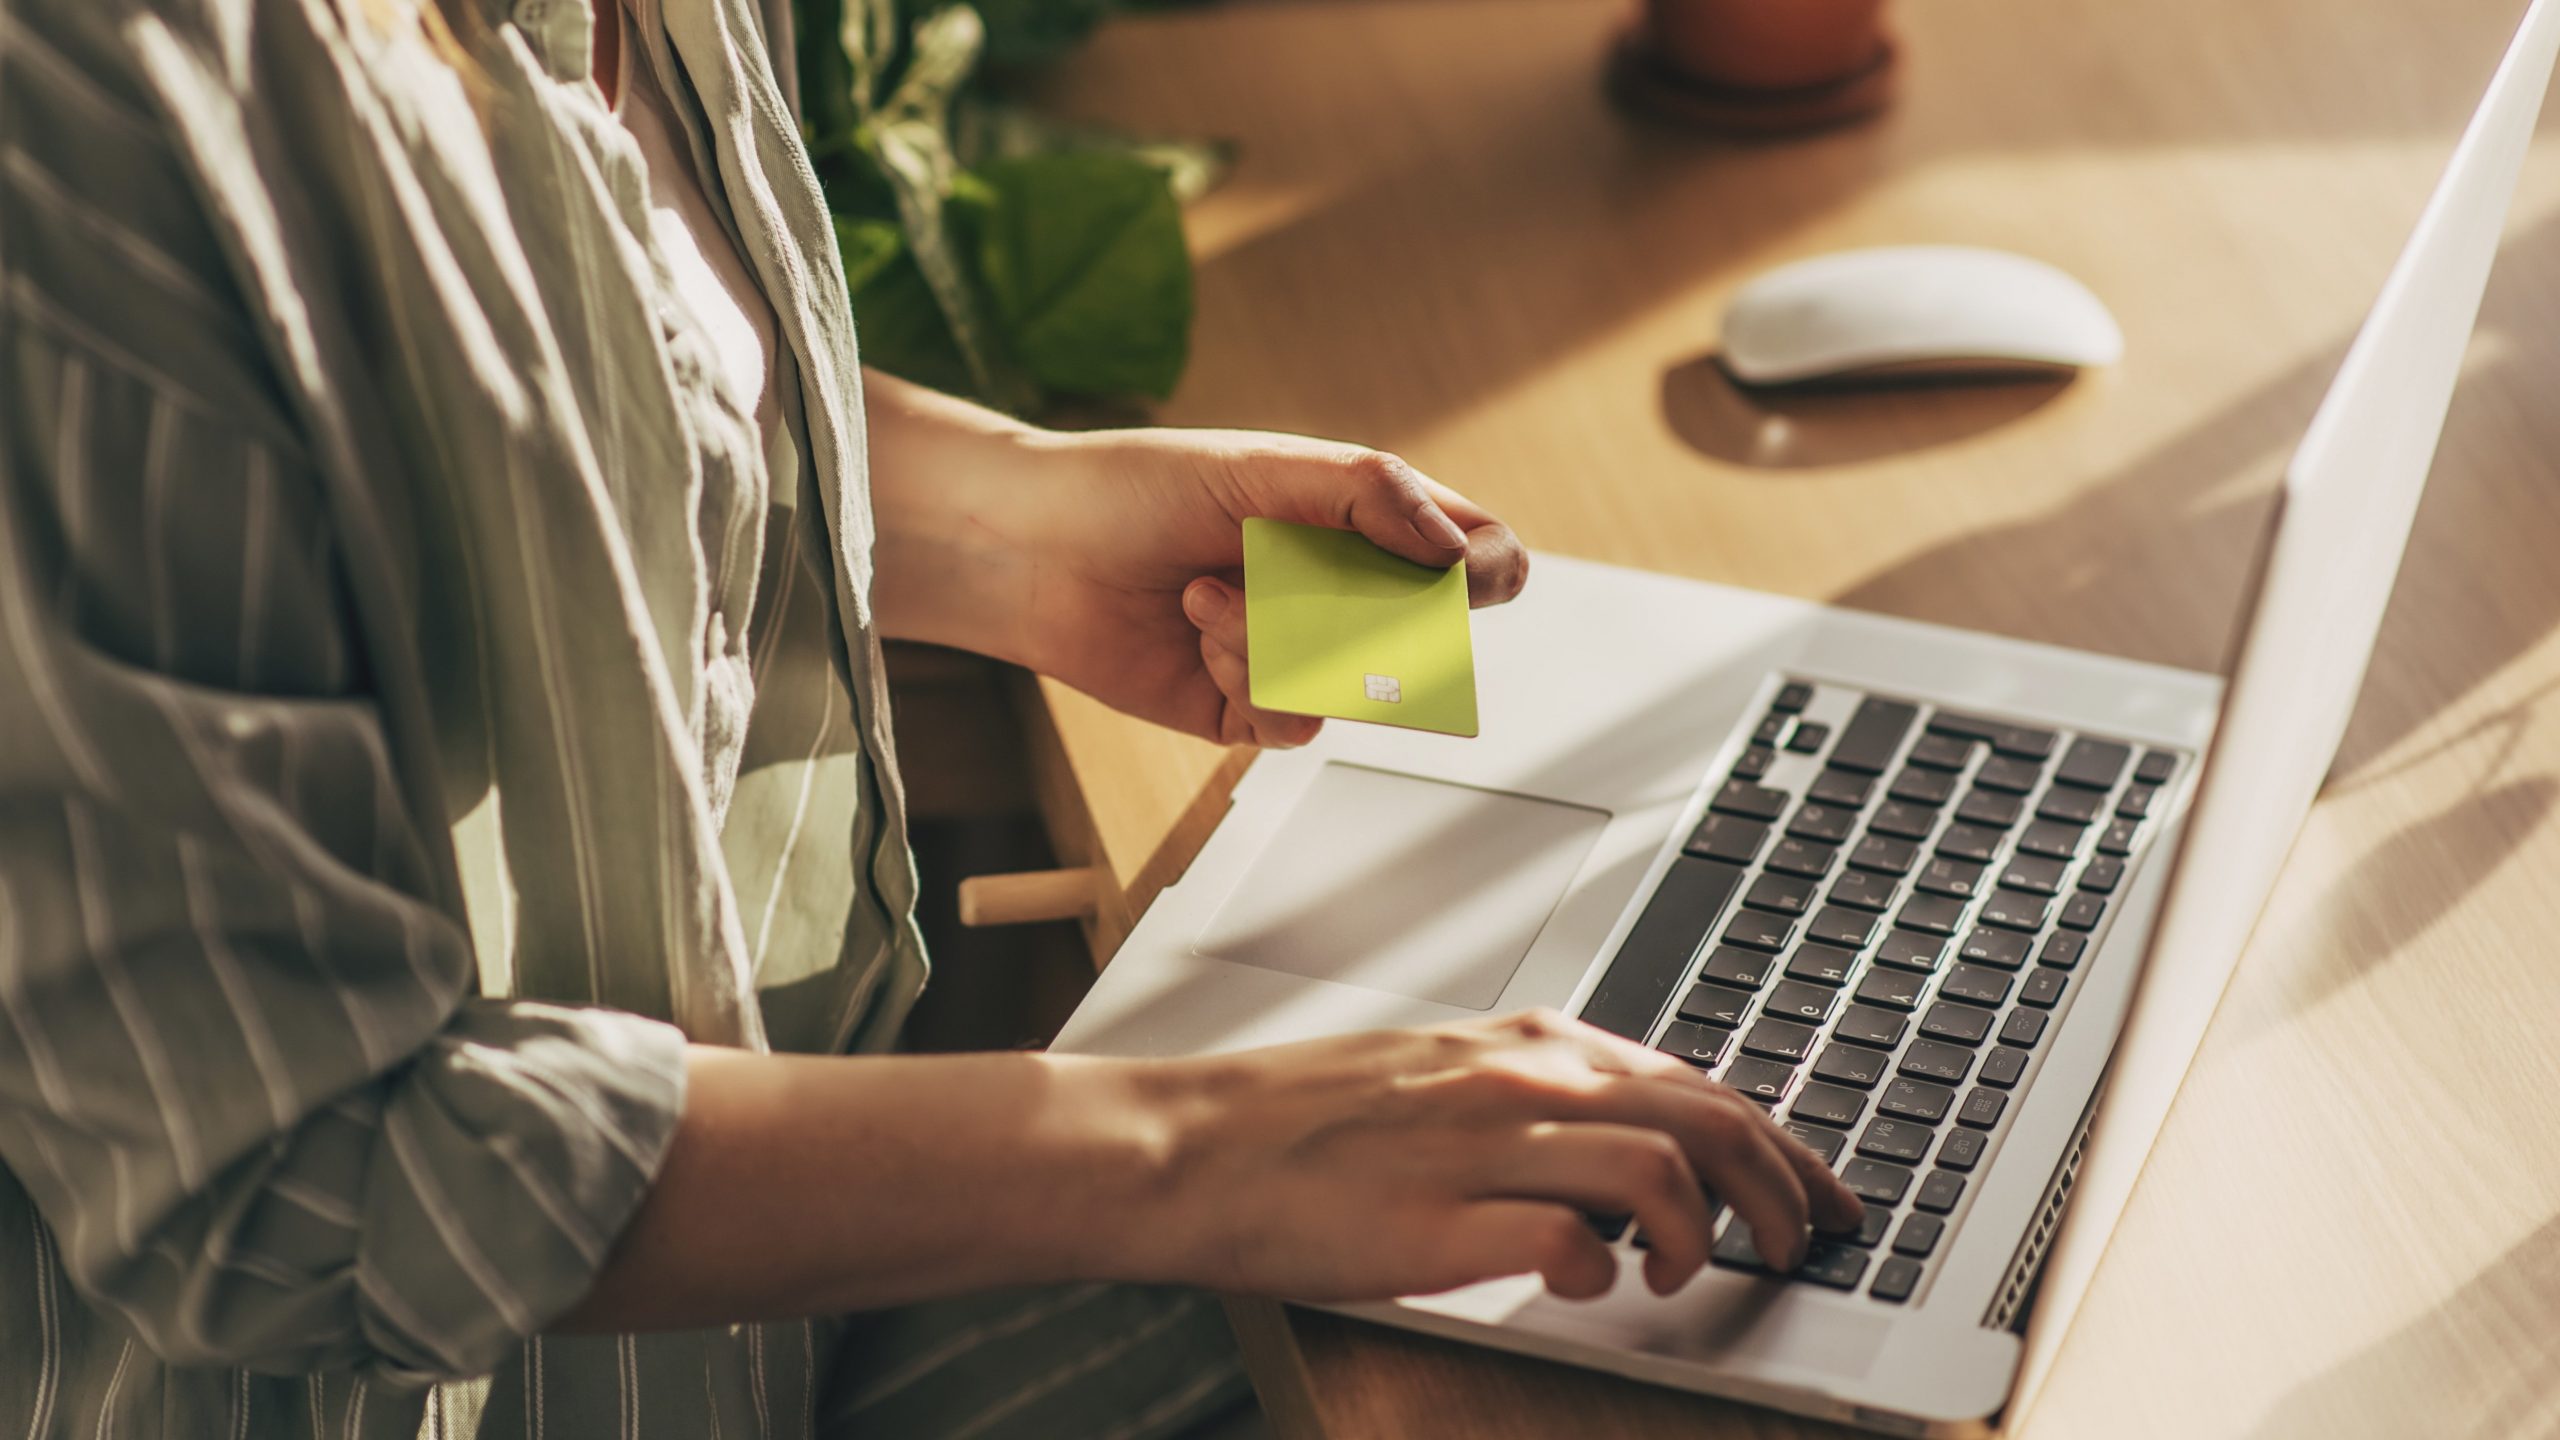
797, 0, 1217, 412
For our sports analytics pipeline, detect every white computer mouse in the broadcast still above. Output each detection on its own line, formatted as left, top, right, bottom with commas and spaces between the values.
1718, 245, 2124, 386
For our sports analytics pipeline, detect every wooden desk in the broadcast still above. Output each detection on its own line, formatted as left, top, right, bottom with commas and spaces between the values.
1011, 0, 2560, 1433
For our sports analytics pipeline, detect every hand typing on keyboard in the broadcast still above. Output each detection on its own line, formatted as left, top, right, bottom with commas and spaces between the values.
1140, 1010, 1862, 1302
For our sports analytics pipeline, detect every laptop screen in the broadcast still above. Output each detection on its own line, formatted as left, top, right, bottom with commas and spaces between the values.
2018, 0, 2560, 1411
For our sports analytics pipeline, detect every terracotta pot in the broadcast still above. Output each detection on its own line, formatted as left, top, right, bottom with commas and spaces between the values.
1644, 0, 1891, 92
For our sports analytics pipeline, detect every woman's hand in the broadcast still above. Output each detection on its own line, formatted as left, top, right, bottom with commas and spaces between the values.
1121, 1011, 1865, 1302
864, 373, 1527, 745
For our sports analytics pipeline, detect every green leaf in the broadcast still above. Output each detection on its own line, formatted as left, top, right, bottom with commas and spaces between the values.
970, 149, 1192, 400
835, 218, 978, 397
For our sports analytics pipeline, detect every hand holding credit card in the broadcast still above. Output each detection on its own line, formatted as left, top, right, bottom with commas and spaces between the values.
1242, 518, 1479, 737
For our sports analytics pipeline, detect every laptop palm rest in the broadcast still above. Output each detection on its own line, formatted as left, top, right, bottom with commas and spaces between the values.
1190, 763, 1609, 1010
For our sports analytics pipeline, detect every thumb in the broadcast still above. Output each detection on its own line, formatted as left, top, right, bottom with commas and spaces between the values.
1244, 443, 1470, 571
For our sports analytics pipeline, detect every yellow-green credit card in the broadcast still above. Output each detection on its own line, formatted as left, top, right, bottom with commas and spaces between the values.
1242, 518, 1477, 737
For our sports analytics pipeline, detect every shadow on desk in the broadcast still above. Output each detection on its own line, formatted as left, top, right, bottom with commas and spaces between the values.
2244, 1211, 2560, 1439
1657, 359, 2073, 469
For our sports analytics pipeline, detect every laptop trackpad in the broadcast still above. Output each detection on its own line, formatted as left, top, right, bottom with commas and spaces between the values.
1192, 763, 1609, 1010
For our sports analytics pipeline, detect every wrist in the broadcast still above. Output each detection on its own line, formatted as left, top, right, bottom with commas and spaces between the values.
1050, 1053, 1237, 1288
863, 373, 1069, 665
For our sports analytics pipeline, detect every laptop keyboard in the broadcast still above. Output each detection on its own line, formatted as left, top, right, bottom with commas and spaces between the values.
1578, 677, 2183, 1307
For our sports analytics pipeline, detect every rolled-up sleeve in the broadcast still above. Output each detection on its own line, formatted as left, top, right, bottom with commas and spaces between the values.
0, 150, 685, 1379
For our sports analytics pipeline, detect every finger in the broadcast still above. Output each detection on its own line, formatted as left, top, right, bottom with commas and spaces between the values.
1417, 481, 1531, 608
1197, 628, 1324, 749
1772, 1124, 1866, 1234
1476, 1123, 1714, 1297
1436, 1200, 1620, 1302
1182, 576, 1249, 657
1559, 1075, 1816, 1272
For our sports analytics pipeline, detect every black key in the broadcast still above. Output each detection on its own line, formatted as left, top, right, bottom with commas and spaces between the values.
1782, 1119, 1846, 1165
1958, 927, 2031, 970
1583, 1212, 1633, 1245
1654, 1020, 1732, 1068
1722, 1056, 1795, 1103
2135, 749, 2178, 785
1916, 857, 1988, 901
1785, 721, 1833, 755
1785, 943, 1860, 988
1840, 1159, 1915, 1206
1788, 803, 1859, 845
1876, 930, 1946, 973
1979, 1047, 2030, 1090
1745, 872, 1817, 916
1809, 768, 1876, 808
1712, 779, 1791, 822
1869, 801, 1939, 840
1580, 856, 1745, 1040
1937, 1128, 1988, 1172
2097, 817, 2142, 855
1998, 854, 2069, 895
1828, 871, 1899, 913
1920, 1001, 1994, 1047
1893, 1213, 1945, 1258
1806, 905, 1878, 951
1712, 1223, 1867, 1288
1831, 698, 1919, 776
1742, 1017, 1819, 1063
1896, 1039, 1974, 1086
1872, 1255, 1924, 1302
1879, 1078, 1956, 1124
1832, 1005, 1909, 1050
1812, 1044, 1888, 1090
1956, 790, 2024, 830
1857, 1118, 1934, 1164
1940, 964, 2012, 1008
1794, 1242, 1871, 1291
1848, 834, 1919, 876
2038, 932, 2088, 970
1825, 1201, 1894, 1249
1790, 1082, 1868, 1129
2037, 787, 2108, 825
1991, 725, 2058, 761
1915, 1170, 1967, 1214
2019, 820, 2086, 860
1978, 890, 2050, 933
1889, 768, 1957, 807
2078, 857, 2125, 895
1764, 979, 1838, 1025
1934, 824, 2003, 865
1685, 813, 1771, 866
1701, 945, 1776, 989
1852, 967, 1925, 1012
1999, 1008, 2049, 1049
1959, 1087, 2008, 1129
1906, 733, 1973, 771
2020, 969, 2068, 1009
2059, 893, 2108, 932
1975, 755, 2045, 794
1732, 744, 1775, 781
1772, 681, 1814, 713
1752, 712, 1789, 746
1897, 894, 1967, 936
1677, 982, 1753, 1029
2118, 785, 2157, 819
1767, 838, 1840, 880
2055, 737, 2131, 791
1832, 1004, 1914, 1050
1722, 911, 1797, 953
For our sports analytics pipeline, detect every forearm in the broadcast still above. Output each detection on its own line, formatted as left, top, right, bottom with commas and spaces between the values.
555, 1044, 1199, 1332
864, 369, 1057, 665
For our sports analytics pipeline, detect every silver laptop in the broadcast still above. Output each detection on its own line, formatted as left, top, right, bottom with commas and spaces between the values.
1054, 0, 2560, 1431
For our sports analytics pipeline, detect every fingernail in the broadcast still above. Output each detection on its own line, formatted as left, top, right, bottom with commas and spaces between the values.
1184, 582, 1229, 624
1416, 505, 1467, 551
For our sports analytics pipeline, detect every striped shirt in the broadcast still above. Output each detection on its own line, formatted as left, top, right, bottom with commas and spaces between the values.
0, 0, 939, 1431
